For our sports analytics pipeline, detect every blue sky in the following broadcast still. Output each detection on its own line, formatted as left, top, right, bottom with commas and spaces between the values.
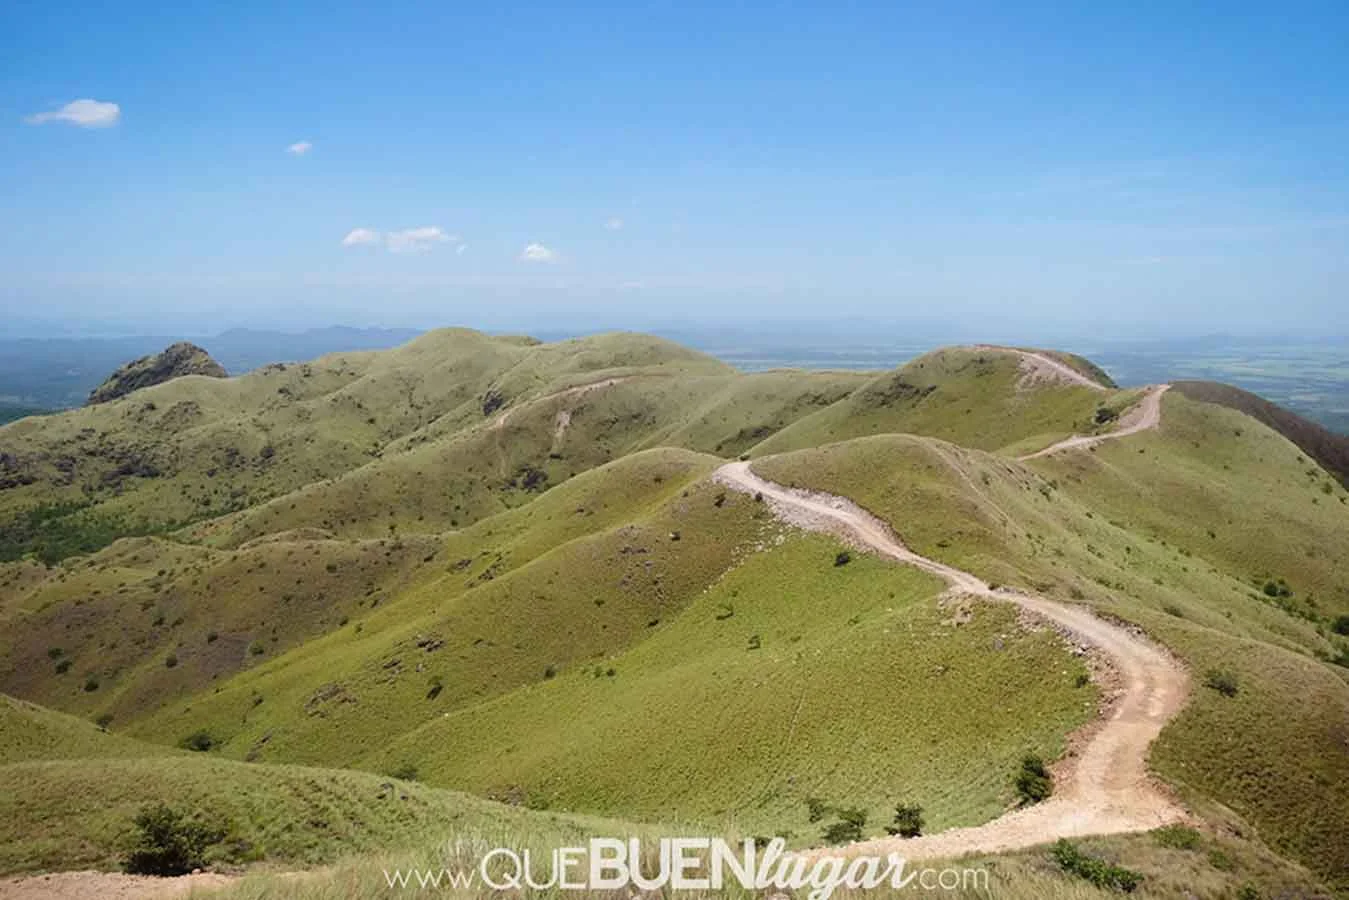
3, 1, 1347, 338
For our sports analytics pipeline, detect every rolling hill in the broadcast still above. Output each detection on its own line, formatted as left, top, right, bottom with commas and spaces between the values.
0, 329, 1345, 898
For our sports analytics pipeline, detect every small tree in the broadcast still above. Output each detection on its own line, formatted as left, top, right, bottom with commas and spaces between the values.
123, 804, 226, 876
1015, 755, 1052, 805
886, 803, 924, 838
1204, 669, 1239, 698
178, 730, 216, 752
822, 807, 867, 845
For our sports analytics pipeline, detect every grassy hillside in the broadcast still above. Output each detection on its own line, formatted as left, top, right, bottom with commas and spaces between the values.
752, 396, 1349, 892
365, 533, 1091, 836
0, 330, 1345, 893
751, 347, 1120, 458
0, 695, 620, 876
0, 330, 730, 562
1172, 379, 1349, 487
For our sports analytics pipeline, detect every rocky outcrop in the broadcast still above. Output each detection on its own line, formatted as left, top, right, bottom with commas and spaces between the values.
86, 342, 226, 405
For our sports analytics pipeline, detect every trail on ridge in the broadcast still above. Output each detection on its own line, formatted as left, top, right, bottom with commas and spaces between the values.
1019, 384, 1170, 461
713, 460, 1189, 860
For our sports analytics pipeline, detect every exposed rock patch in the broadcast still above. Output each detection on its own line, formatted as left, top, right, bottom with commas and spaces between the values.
86, 342, 226, 405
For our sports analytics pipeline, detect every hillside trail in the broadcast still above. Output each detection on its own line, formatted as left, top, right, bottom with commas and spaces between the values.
489, 375, 632, 476
714, 460, 1190, 860
1018, 384, 1170, 462
974, 345, 1109, 392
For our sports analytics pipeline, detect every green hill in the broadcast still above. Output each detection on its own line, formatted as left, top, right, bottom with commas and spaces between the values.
0, 329, 1345, 896
0, 694, 617, 874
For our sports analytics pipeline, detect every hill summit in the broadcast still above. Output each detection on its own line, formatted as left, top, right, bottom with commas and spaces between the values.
85, 341, 226, 405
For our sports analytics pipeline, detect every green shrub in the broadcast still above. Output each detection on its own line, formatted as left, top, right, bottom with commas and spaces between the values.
1050, 839, 1142, 892
83, 675, 100, 692
834, 551, 852, 567
805, 797, 830, 823
164, 653, 178, 669
885, 803, 924, 838
1015, 754, 1052, 804
1152, 824, 1202, 850
1332, 615, 1349, 636
55, 658, 72, 674
1262, 579, 1291, 598
122, 803, 227, 876
389, 762, 419, 782
1204, 668, 1239, 697
822, 807, 866, 845
178, 730, 216, 752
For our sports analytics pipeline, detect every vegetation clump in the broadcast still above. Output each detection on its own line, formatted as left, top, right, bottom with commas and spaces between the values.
821, 807, 867, 845
179, 730, 217, 752
1050, 839, 1142, 892
885, 803, 924, 838
1015, 754, 1052, 804
122, 803, 227, 876
1153, 824, 1202, 850
1204, 668, 1240, 698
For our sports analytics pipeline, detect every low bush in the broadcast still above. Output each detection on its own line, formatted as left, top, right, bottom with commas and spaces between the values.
1204, 668, 1239, 697
822, 807, 867, 845
1050, 839, 1142, 892
1152, 824, 1202, 850
1015, 754, 1052, 804
179, 730, 216, 752
885, 803, 924, 838
122, 803, 227, 876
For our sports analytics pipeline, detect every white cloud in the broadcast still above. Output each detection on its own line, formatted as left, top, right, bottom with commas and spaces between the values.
519, 242, 560, 263
341, 228, 381, 247
386, 226, 457, 254
287, 141, 313, 155
604, 217, 624, 231
25, 98, 120, 128
456, 243, 467, 255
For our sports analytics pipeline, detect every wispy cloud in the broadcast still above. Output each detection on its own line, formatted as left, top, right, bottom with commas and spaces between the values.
287, 141, 313, 155
604, 217, 624, 231
386, 226, 457, 254
341, 228, 381, 247
343, 226, 464, 253
519, 242, 560, 263
25, 99, 121, 128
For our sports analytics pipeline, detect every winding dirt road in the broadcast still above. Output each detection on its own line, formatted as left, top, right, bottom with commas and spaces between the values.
1019, 384, 1170, 461
714, 460, 1189, 860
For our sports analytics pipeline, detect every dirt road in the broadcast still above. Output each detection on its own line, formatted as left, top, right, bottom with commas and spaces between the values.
0, 871, 231, 900
973, 346, 1109, 391
1019, 384, 1170, 461
714, 460, 1190, 860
